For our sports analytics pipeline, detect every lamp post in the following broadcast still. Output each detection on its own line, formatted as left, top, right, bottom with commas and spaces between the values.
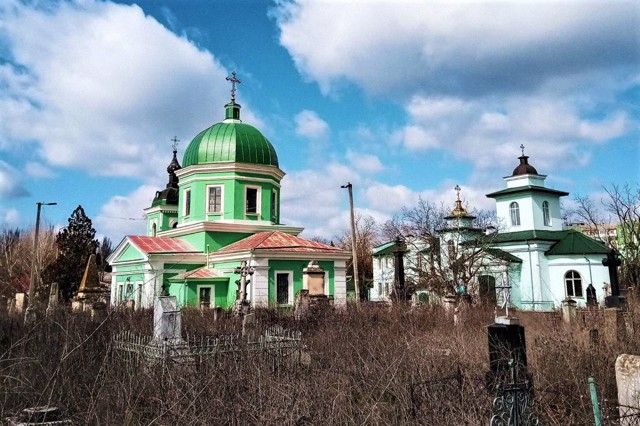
25, 201, 57, 324
341, 183, 360, 304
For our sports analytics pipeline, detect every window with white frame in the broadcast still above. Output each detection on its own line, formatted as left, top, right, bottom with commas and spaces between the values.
151, 222, 157, 237
565, 270, 583, 298
275, 272, 292, 305
246, 186, 259, 215
510, 202, 521, 226
184, 188, 192, 216
542, 201, 551, 226
207, 185, 223, 214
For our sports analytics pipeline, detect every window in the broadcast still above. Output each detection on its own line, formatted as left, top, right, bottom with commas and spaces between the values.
510, 202, 520, 226
565, 270, 583, 298
207, 186, 222, 214
246, 187, 259, 214
276, 272, 291, 305
199, 287, 212, 309
151, 222, 156, 237
478, 275, 497, 305
184, 188, 191, 216
542, 201, 551, 226
271, 189, 278, 221
447, 240, 455, 259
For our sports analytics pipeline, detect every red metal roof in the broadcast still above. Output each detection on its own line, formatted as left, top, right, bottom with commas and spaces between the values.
129, 236, 200, 254
214, 231, 346, 255
173, 267, 226, 280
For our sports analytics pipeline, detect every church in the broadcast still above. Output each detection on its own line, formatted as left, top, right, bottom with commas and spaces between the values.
107, 75, 349, 309
371, 149, 613, 310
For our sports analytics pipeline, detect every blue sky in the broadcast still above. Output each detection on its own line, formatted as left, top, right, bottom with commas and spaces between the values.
0, 0, 638, 242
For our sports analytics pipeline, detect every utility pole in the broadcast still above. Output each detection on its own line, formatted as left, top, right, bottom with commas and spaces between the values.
341, 183, 360, 304
25, 201, 56, 324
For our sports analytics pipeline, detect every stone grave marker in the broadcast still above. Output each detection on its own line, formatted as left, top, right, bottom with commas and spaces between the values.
615, 354, 640, 424
153, 296, 184, 345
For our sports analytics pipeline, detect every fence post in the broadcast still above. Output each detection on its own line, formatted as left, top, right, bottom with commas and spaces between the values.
589, 377, 603, 426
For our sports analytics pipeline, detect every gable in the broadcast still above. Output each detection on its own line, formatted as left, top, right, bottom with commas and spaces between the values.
109, 241, 146, 264
546, 230, 610, 256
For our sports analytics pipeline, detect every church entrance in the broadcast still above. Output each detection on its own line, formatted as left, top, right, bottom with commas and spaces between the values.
478, 275, 497, 306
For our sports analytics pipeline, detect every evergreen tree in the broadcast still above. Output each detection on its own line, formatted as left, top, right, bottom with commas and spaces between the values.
46, 206, 99, 300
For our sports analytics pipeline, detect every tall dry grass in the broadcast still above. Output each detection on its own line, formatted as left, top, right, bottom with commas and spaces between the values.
0, 303, 637, 425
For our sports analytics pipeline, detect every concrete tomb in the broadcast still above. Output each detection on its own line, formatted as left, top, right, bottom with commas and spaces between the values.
616, 354, 640, 425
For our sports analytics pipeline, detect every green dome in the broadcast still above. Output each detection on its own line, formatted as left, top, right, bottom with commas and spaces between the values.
182, 103, 278, 168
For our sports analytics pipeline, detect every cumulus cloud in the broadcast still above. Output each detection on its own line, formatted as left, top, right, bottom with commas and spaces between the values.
294, 110, 329, 139
94, 184, 156, 242
274, 1, 639, 98
0, 160, 29, 199
0, 0, 258, 183
24, 161, 55, 178
346, 150, 383, 174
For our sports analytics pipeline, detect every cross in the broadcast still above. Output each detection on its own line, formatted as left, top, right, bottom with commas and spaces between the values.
454, 184, 461, 201
226, 71, 241, 102
495, 281, 513, 318
171, 136, 179, 152
520, 144, 525, 156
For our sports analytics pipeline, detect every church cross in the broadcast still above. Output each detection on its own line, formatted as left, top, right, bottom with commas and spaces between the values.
520, 144, 525, 156
171, 136, 179, 152
454, 184, 461, 201
226, 71, 242, 102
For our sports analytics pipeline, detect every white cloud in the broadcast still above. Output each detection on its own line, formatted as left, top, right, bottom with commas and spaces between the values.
94, 184, 155, 242
294, 109, 329, 139
0, 1, 262, 183
0, 208, 20, 227
274, 1, 639, 97
0, 160, 29, 199
25, 161, 55, 178
346, 150, 384, 174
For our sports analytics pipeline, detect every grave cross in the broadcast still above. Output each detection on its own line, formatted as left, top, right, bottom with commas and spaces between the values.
495, 281, 512, 318
226, 71, 242, 102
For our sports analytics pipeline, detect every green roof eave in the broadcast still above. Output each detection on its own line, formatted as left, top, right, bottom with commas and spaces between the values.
372, 241, 397, 256
485, 248, 523, 263
167, 276, 230, 283
486, 186, 569, 199
488, 229, 567, 244
545, 230, 611, 256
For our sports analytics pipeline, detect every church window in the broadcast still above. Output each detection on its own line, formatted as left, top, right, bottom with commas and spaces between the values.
542, 201, 551, 226
246, 186, 259, 215
275, 272, 292, 305
565, 270, 583, 298
271, 189, 278, 221
151, 222, 156, 237
510, 202, 520, 226
207, 186, 223, 214
447, 240, 455, 259
198, 286, 212, 309
184, 189, 191, 217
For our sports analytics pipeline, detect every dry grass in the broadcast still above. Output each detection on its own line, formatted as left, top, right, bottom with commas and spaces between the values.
0, 303, 637, 425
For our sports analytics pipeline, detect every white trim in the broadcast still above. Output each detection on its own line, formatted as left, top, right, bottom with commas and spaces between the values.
156, 221, 304, 238
274, 270, 294, 305
179, 174, 281, 188
206, 184, 224, 215
208, 250, 350, 264
245, 185, 261, 218
144, 205, 178, 215
175, 163, 285, 180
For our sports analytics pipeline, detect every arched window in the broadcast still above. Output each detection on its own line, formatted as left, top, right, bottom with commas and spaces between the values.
542, 201, 550, 226
510, 202, 521, 226
565, 270, 583, 298
151, 223, 157, 237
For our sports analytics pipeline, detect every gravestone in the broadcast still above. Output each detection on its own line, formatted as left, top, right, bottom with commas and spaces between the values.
14, 293, 26, 315
296, 261, 331, 320
561, 297, 577, 324
615, 354, 640, 424
486, 316, 528, 389
303, 260, 325, 296
72, 254, 104, 311
152, 296, 184, 345
45, 282, 59, 317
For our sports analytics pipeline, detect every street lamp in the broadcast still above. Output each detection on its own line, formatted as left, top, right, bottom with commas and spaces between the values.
25, 201, 57, 324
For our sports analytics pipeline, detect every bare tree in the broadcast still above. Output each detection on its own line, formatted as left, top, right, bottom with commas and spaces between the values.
569, 183, 640, 289
334, 214, 380, 301
380, 197, 499, 297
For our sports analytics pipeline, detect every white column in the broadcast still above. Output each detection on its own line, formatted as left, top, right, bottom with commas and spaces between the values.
334, 260, 347, 306
110, 271, 117, 306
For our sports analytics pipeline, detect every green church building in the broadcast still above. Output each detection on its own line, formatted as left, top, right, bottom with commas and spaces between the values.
107, 79, 349, 309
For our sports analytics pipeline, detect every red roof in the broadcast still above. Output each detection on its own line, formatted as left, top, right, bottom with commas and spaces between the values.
129, 236, 200, 254
214, 231, 346, 255
173, 267, 226, 280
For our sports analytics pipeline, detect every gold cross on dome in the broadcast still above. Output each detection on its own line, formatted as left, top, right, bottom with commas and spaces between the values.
454, 184, 461, 201
226, 71, 242, 102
